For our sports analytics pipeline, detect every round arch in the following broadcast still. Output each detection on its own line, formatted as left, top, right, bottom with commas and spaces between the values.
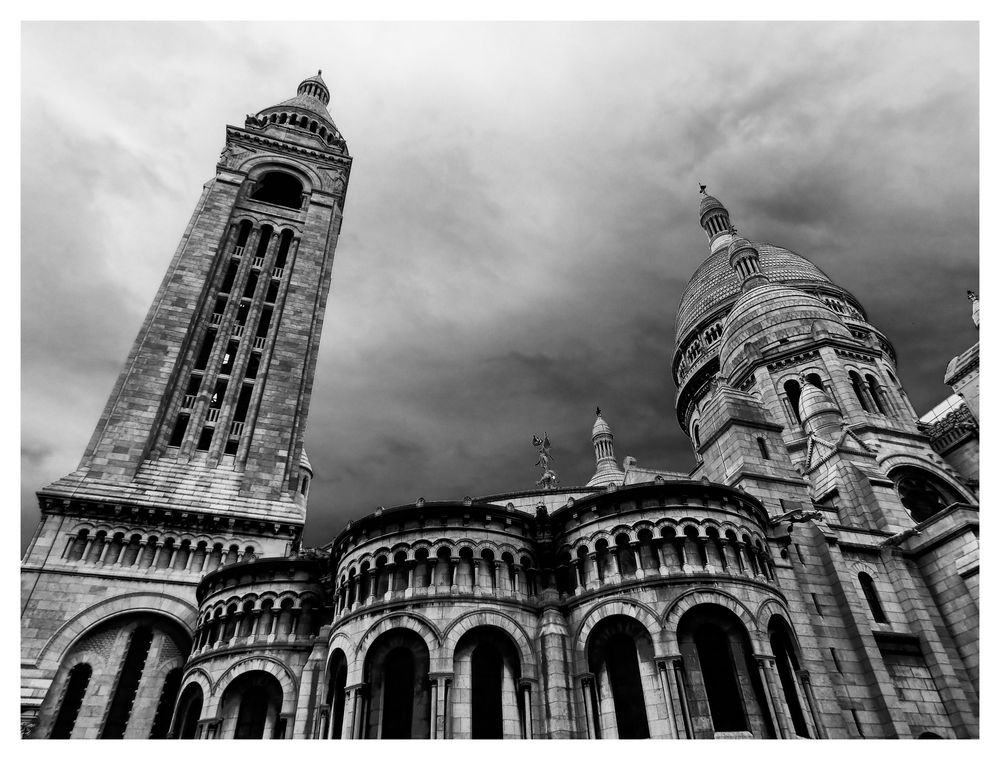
662, 588, 762, 654
574, 598, 663, 660
32, 592, 197, 672
442, 610, 538, 679
208, 656, 299, 718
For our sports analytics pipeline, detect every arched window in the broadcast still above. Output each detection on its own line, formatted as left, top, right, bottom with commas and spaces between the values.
805, 373, 824, 389
784, 379, 802, 424
101, 625, 154, 738
858, 572, 888, 623
768, 619, 809, 737
249, 171, 304, 209
890, 466, 963, 522
327, 652, 348, 739
865, 374, 888, 415
149, 668, 183, 738
175, 683, 203, 739
615, 533, 637, 577
692, 422, 700, 447
849, 371, 871, 412
50, 663, 91, 738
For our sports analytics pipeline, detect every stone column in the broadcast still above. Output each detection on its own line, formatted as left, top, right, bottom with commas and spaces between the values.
112, 540, 128, 566
573, 559, 586, 591
493, 560, 503, 593
348, 685, 366, 739
579, 675, 596, 739
654, 659, 678, 739
520, 681, 533, 739
670, 659, 693, 738
656, 540, 671, 575
149, 542, 163, 568
630, 541, 645, 579
450, 558, 459, 590
427, 558, 438, 593
429, 678, 439, 739
406, 560, 416, 595
796, 670, 825, 738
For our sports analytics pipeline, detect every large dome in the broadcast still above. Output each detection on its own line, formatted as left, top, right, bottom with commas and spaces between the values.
675, 243, 838, 342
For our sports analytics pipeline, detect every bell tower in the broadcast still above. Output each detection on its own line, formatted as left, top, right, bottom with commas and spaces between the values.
20, 72, 351, 738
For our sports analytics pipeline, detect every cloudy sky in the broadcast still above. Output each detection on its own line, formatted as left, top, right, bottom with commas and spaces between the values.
21, 22, 978, 552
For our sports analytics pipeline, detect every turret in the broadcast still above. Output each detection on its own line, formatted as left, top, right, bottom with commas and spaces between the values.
586, 407, 625, 487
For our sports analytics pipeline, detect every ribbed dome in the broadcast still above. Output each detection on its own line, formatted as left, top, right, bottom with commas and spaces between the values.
718, 283, 852, 378
699, 193, 726, 218
675, 243, 838, 342
592, 414, 613, 437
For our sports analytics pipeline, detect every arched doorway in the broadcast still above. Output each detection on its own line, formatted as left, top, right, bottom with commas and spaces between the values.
218, 671, 285, 739
452, 626, 524, 739
36, 613, 191, 739
585, 615, 656, 739
363, 629, 431, 739
677, 604, 774, 739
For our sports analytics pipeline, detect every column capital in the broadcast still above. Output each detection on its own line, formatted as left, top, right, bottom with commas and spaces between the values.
517, 677, 538, 690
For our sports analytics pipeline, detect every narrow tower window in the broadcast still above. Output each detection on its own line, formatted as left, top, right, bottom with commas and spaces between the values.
849, 371, 871, 412
784, 379, 802, 424
865, 375, 887, 414
757, 437, 770, 459
858, 573, 888, 623
168, 414, 190, 447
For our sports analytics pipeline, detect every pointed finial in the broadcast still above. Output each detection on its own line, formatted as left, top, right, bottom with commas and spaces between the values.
318, 69, 322, 75
699, 183, 708, 195
596, 406, 602, 416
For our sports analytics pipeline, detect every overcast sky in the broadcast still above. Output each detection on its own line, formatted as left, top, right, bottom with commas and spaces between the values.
21, 22, 978, 552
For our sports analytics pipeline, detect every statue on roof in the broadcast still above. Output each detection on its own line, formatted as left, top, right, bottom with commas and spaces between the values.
532, 433, 559, 489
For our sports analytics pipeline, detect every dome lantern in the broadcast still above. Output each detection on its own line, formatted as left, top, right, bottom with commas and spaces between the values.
698, 185, 736, 253
727, 228, 769, 292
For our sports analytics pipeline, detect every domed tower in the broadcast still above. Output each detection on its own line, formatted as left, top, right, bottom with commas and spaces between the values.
674, 189, 976, 527
586, 408, 625, 486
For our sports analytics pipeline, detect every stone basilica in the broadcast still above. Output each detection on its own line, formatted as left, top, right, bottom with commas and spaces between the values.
20, 73, 980, 740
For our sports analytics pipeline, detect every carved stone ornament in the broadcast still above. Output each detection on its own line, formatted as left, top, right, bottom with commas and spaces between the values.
219, 144, 257, 168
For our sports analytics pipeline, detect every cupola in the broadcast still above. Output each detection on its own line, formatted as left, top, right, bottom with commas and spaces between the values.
698, 185, 736, 254
586, 408, 625, 487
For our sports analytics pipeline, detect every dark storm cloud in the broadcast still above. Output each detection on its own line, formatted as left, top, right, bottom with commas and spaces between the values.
21, 22, 978, 552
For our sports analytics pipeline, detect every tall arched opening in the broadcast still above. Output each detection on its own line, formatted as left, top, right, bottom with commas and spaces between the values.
585, 615, 656, 739
218, 670, 285, 739
363, 628, 431, 739
677, 603, 774, 739
452, 626, 524, 739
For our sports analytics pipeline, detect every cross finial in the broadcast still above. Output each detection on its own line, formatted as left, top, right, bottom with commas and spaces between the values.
728, 224, 738, 235
596, 406, 602, 417
318, 69, 322, 75
699, 183, 708, 195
